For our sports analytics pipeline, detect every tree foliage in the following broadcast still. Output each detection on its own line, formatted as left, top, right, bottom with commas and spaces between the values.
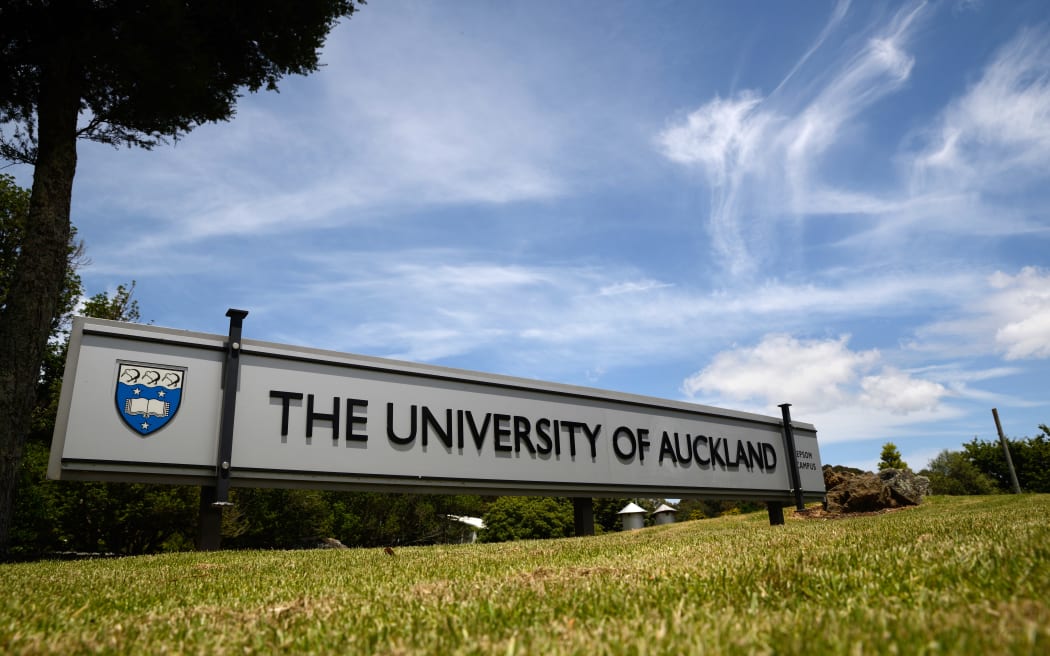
0, 172, 83, 339
0, 0, 360, 555
479, 497, 575, 543
592, 497, 633, 533
223, 488, 334, 550
1, 174, 83, 445
878, 442, 908, 471
0, 174, 33, 307
325, 492, 487, 548
920, 450, 1000, 496
676, 497, 765, 520
223, 490, 487, 550
962, 429, 1050, 493
8, 282, 202, 558
80, 282, 141, 323
1, 1, 359, 158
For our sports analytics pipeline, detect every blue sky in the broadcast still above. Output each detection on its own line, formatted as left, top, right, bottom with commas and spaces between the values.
9, 0, 1050, 472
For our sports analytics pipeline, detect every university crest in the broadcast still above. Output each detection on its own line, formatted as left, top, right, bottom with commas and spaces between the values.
115, 362, 186, 436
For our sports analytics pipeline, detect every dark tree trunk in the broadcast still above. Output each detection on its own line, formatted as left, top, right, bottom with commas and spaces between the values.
0, 52, 80, 556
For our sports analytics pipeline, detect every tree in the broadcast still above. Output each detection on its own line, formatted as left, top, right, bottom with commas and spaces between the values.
0, 171, 84, 370
0, 174, 34, 308
963, 429, 1050, 493
920, 450, 1000, 496
0, 1, 360, 554
326, 492, 488, 547
878, 442, 908, 471
223, 490, 488, 550
80, 282, 141, 323
479, 497, 575, 543
592, 497, 632, 533
2, 173, 84, 558
676, 497, 765, 520
223, 488, 334, 550
10, 282, 203, 558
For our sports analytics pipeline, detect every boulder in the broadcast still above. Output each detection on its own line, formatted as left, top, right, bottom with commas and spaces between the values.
823, 468, 849, 490
879, 467, 930, 505
825, 468, 930, 514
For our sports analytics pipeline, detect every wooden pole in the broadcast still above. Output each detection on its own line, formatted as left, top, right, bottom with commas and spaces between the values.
991, 408, 1022, 494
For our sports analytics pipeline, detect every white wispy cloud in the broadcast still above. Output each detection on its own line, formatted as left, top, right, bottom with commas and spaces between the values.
989, 268, 1050, 360
656, 1, 926, 278
681, 334, 882, 411
913, 267, 1050, 361
657, 2, 1050, 281
658, 91, 765, 186
680, 333, 960, 444
914, 27, 1050, 189
651, 2, 1049, 448
70, 3, 573, 250
859, 368, 947, 414
221, 247, 979, 389
678, 266, 1049, 442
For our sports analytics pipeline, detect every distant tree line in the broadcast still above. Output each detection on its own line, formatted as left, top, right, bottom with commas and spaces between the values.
919, 432, 1050, 495
866, 435, 1049, 496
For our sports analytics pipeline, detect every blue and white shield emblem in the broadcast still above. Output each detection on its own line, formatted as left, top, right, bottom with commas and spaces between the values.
115, 362, 185, 436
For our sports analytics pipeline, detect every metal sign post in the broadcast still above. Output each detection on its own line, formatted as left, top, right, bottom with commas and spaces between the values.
215, 309, 248, 505
780, 404, 806, 512
573, 497, 595, 536
198, 309, 248, 550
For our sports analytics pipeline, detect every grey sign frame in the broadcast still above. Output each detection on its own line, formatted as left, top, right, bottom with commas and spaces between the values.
50, 314, 825, 503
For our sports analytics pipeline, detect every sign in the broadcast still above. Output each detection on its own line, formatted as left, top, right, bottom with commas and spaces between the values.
50, 316, 825, 501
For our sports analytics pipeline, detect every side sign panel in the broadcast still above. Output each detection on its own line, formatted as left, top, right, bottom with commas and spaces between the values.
50, 322, 224, 482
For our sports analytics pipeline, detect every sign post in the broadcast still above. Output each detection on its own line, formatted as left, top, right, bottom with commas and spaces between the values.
779, 404, 806, 511
198, 309, 248, 549
573, 497, 595, 536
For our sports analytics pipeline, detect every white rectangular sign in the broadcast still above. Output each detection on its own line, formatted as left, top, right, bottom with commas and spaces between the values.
51, 317, 825, 500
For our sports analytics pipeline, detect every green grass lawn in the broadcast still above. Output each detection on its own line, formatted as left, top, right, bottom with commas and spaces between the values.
2, 495, 1047, 655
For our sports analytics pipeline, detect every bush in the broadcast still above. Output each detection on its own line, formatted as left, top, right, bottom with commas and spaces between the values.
224, 488, 333, 549
963, 428, 1050, 493
921, 450, 1000, 495
10, 442, 200, 557
479, 497, 574, 542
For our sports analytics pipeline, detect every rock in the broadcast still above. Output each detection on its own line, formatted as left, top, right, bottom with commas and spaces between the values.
879, 468, 930, 505
823, 468, 848, 490
824, 468, 930, 514
825, 473, 890, 513
317, 537, 349, 549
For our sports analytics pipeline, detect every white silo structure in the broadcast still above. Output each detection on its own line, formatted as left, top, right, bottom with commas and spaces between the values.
652, 503, 678, 525
617, 502, 647, 530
